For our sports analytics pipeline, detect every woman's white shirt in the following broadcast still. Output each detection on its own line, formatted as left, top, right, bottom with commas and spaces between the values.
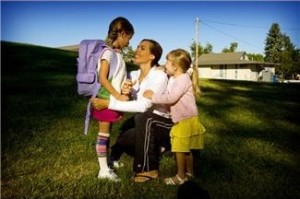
108, 66, 168, 113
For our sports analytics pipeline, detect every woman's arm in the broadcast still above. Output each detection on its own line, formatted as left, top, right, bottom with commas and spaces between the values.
109, 97, 152, 113
91, 79, 133, 111
108, 70, 168, 113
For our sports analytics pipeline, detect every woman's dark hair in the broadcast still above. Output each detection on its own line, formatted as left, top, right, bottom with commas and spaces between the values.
141, 39, 163, 67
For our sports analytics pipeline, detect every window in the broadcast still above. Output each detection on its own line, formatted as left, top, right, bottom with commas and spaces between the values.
220, 65, 227, 78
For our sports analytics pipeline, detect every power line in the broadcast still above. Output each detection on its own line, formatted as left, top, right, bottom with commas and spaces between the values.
201, 21, 262, 51
202, 19, 300, 31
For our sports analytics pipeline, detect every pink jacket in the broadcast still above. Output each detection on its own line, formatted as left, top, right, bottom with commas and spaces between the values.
152, 73, 198, 123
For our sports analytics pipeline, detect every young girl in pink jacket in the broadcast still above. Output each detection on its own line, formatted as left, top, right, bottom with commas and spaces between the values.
144, 48, 205, 185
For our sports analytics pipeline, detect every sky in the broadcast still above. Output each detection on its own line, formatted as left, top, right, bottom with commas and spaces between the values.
1, 1, 300, 62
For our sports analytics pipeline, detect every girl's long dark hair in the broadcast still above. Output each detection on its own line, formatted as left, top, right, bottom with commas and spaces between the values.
105, 16, 134, 48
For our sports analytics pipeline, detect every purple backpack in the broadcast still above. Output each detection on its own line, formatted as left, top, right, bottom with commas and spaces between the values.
76, 40, 117, 134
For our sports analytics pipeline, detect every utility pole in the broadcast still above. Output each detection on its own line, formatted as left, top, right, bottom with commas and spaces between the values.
193, 17, 201, 96
195, 17, 200, 70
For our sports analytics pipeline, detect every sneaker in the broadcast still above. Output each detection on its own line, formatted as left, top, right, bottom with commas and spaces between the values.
108, 156, 124, 169
113, 161, 124, 168
98, 169, 120, 182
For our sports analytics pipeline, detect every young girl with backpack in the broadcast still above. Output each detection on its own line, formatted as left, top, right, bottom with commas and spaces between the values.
92, 16, 134, 181
143, 49, 205, 185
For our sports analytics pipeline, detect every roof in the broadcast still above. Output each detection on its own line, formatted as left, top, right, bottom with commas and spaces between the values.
199, 52, 246, 62
197, 52, 278, 66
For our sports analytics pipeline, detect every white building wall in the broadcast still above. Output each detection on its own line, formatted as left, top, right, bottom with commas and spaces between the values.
264, 66, 275, 74
211, 66, 223, 79
198, 64, 274, 82
250, 71, 259, 81
237, 68, 251, 81
198, 67, 211, 78
226, 65, 237, 80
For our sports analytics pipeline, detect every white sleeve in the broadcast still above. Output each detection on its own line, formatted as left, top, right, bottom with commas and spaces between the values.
97, 49, 113, 72
146, 70, 168, 95
101, 49, 113, 62
109, 96, 152, 113
108, 70, 168, 113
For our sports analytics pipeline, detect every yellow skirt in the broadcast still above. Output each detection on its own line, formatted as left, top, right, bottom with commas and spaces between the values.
170, 116, 205, 152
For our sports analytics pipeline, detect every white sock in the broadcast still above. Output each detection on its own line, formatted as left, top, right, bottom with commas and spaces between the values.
98, 157, 110, 172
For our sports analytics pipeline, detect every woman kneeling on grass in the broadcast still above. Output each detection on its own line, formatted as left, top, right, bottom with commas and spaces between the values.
91, 39, 172, 182
143, 49, 205, 185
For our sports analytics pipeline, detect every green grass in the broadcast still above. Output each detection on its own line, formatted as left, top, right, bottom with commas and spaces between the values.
1, 41, 300, 198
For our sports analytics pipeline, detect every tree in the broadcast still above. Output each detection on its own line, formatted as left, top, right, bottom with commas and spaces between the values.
230, 42, 238, 52
264, 23, 283, 63
264, 23, 300, 79
247, 53, 264, 61
190, 41, 203, 60
222, 42, 238, 53
123, 45, 135, 62
123, 45, 138, 71
278, 34, 294, 79
203, 43, 213, 54
291, 49, 300, 79
189, 42, 213, 60
280, 35, 300, 79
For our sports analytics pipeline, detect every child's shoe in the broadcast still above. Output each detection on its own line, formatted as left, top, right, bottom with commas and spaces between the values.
98, 169, 120, 182
164, 174, 188, 185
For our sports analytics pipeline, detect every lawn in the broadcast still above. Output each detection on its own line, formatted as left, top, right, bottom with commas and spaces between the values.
1, 41, 300, 198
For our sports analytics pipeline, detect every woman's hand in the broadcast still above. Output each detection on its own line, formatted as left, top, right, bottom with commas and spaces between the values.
121, 79, 133, 95
143, 90, 154, 99
90, 98, 109, 110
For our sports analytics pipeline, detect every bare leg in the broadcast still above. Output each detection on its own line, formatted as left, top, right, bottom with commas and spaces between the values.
163, 152, 188, 185
99, 121, 110, 134
176, 152, 186, 179
186, 152, 193, 176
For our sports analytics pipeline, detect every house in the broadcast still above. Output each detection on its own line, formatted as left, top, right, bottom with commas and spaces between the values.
196, 52, 278, 82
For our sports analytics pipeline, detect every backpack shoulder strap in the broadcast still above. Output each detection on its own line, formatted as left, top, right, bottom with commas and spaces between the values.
97, 46, 118, 81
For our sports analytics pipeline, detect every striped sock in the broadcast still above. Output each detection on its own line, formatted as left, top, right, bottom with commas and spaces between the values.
96, 132, 110, 172
96, 132, 109, 157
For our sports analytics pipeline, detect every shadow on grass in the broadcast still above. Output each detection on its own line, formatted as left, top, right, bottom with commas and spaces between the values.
198, 79, 300, 152
195, 79, 300, 198
1, 41, 81, 150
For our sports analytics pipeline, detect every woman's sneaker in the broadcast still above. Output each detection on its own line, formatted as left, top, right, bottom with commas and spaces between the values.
113, 161, 124, 168
109, 156, 124, 169
98, 169, 120, 182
